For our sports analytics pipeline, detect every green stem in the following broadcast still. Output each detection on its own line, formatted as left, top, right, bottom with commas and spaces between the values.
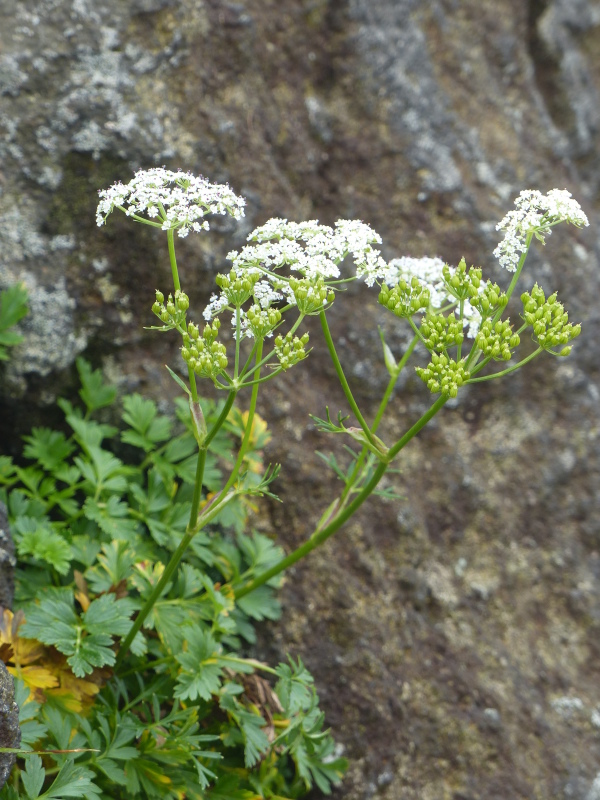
319, 310, 375, 448
234, 394, 447, 599
115, 486, 237, 669
491, 231, 533, 326
205, 390, 237, 448
116, 390, 237, 668
372, 334, 419, 434
339, 333, 419, 507
167, 228, 181, 292
467, 347, 542, 383
220, 340, 264, 497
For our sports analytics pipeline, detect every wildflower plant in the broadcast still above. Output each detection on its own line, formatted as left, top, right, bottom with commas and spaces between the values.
0, 173, 588, 798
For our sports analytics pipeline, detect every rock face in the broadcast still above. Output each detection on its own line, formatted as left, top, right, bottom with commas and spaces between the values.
0, 504, 16, 612
2, 0, 600, 797
0, 503, 18, 790
0, 660, 20, 791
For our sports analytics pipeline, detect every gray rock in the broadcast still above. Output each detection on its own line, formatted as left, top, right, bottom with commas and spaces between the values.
0, 660, 19, 789
0, 504, 15, 611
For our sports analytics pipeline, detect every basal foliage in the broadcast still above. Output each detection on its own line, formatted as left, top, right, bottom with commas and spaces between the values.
0, 358, 346, 799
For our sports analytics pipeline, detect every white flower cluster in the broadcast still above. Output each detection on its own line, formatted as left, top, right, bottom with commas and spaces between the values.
96, 167, 246, 237
382, 256, 483, 337
494, 189, 588, 271
203, 217, 386, 326
382, 256, 448, 307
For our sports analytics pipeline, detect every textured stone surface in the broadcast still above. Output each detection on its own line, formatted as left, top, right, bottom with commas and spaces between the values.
2, 1, 600, 798
0, 504, 16, 612
0, 660, 19, 790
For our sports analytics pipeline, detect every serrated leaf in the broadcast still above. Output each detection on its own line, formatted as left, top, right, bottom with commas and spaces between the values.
39, 759, 102, 799
174, 628, 224, 702
76, 358, 117, 413
0, 283, 27, 359
22, 428, 75, 471
83, 496, 139, 538
220, 695, 270, 768
122, 394, 172, 450
17, 524, 72, 575
236, 586, 281, 622
21, 589, 133, 678
275, 657, 314, 715
66, 416, 118, 451
21, 753, 45, 799
83, 593, 134, 637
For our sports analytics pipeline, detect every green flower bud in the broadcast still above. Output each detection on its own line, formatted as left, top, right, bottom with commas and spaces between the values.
559, 346, 572, 356
155, 290, 164, 303
176, 292, 189, 311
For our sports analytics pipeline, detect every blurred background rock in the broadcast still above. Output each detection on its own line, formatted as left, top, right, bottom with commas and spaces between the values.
2, 1, 600, 797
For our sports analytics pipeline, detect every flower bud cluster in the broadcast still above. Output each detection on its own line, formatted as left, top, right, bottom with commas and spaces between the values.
416, 354, 470, 398
521, 284, 581, 353
420, 312, 464, 352
378, 277, 430, 318
181, 319, 228, 379
470, 282, 508, 318
289, 277, 335, 314
274, 331, 310, 370
244, 305, 282, 339
442, 258, 482, 301
152, 289, 190, 327
216, 269, 260, 306
475, 319, 520, 361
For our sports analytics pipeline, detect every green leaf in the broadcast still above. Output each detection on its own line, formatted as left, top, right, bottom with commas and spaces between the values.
83, 593, 135, 637
85, 540, 136, 593
22, 428, 75, 471
0, 455, 15, 482
0, 283, 28, 360
236, 586, 281, 622
76, 446, 128, 493
379, 326, 398, 376
121, 394, 172, 452
0, 283, 28, 330
83, 496, 139, 539
39, 759, 102, 799
17, 521, 72, 575
14, 679, 47, 749
220, 695, 270, 768
205, 775, 253, 800
275, 657, 314, 715
76, 358, 117, 412
174, 629, 224, 701
21, 588, 135, 677
21, 753, 45, 799
165, 366, 191, 397
65, 414, 118, 451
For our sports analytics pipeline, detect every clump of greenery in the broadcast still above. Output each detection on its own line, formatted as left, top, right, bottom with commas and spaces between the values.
0, 358, 346, 799
0, 173, 589, 798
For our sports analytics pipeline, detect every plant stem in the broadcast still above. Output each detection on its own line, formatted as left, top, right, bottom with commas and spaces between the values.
115, 486, 237, 669
116, 390, 238, 668
167, 228, 181, 291
339, 333, 419, 507
234, 394, 447, 599
319, 310, 376, 448
467, 347, 542, 382
220, 341, 264, 497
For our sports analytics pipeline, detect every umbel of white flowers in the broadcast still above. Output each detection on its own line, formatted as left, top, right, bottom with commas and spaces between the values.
97, 172, 588, 346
